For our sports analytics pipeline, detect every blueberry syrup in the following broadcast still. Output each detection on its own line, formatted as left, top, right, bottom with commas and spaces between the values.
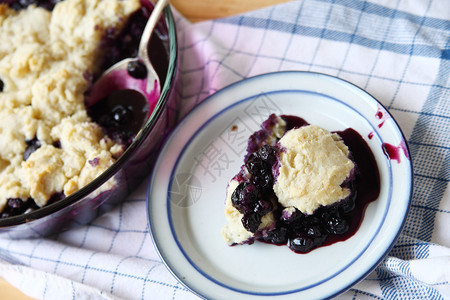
282, 115, 309, 130
382, 141, 409, 164
323, 128, 381, 248
375, 105, 389, 128
231, 115, 381, 253
375, 110, 383, 119
289, 127, 379, 253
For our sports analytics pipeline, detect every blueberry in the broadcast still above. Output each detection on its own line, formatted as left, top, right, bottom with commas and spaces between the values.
231, 182, 259, 214
253, 199, 273, 215
1, 198, 39, 218
23, 137, 41, 161
26, 198, 39, 210
325, 216, 348, 235
52, 140, 61, 149
241, 212, 261, 233
127, 60, 147, 79
281, 207, 303, 224
0, 78, 4, 92
246, 145, 278, 171
245, 156, 273, 189
306, 225, 327, 245
252, 173, 273, 190
246, 130, 269, 154
7, 198, 24, 209
303, 214, 321, 228
288, 233, 314, 253
88, 157, 100, 167
245, 153, 266, 176
258, 145, 278, 165
265, 226, 288, 245
112, 105, 132, 124
319, 205, 340, 218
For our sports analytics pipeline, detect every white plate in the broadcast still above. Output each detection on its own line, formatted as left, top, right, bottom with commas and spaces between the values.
147, 71, 412, 299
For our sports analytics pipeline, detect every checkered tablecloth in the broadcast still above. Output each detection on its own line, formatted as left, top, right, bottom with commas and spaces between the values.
1, 0, 449, 299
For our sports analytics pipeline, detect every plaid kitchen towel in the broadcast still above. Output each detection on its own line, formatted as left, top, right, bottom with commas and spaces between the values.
1, 0, 449, 299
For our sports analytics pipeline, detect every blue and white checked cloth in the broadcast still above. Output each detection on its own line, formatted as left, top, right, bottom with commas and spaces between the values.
1, 0, 449, 299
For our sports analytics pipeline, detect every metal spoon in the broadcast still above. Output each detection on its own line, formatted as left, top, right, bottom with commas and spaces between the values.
87, 0, 169, 108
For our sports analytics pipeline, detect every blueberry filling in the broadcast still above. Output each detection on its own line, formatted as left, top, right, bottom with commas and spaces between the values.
0, 0, 170, 218
262, 198, 355, 253
233, 189, 274, 232
245, 145, 278, 190
0, 198, 39, 218
246, 114, 280, 155
229, 115, 380, 253
4, 0, 168, 148
231, 145, 278, 233
4, 0, 63, 11
87, 89, 149, 146
87, 1, 168, 145
0, 191, 66, 218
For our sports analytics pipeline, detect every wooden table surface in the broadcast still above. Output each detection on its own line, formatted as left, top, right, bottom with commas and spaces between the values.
0, 0, 289, 298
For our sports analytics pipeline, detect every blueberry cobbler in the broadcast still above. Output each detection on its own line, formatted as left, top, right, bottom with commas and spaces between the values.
0, 0, 165, 218
222, 114, 380, 253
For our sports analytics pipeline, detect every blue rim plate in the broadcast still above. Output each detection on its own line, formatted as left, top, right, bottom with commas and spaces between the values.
147, 71, 412, 299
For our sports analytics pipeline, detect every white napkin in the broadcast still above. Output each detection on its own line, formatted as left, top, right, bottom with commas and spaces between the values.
1, 0, 449, 299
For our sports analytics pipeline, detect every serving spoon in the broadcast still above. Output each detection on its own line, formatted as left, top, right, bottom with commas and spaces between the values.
87, 0, 169, 109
